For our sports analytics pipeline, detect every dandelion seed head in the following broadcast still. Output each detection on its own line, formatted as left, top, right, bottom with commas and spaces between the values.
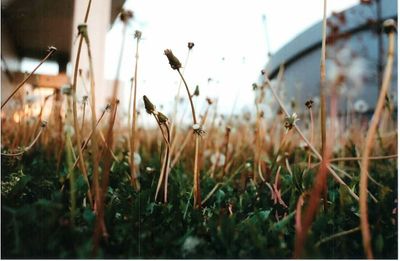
210, 153, 226, 167
134, 152, 142, 165
182, 236, 201, 255
354, 99, 369, 113
63, 124, 75, 136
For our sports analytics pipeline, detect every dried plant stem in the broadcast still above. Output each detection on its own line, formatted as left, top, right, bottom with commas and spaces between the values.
30, 94, 53, 141
320, 0, 327, 155
65, 133, 76, 225
222, 128, 231, 177
1, 124, 47, 157
295, 193, 307, 237
170, 129, 192, 168
82, 25, 98, 209
93, 102, 118, 255
330, 154, 398, 162
201, 183, 222, 205
169, 49, 192, 156
80, 100, 87, 136
162, 127, 171, 202
154, 121, 171, 202
307, 108, 315, 169
177, 69, 197, 124
70, 1, 93, 209
177, 68, 201, 208
253, 108, 262, 182
294, 150, 330, 258
130, 36, 141, 191
315, 226, 361, 248
170, 101, 211, 169
193, 135, 201, 207
1, 48, 56, 109
359, 30, 394, 259
102, 22, 127, 162
173, 49, 191, 120
98, 130, 118, 162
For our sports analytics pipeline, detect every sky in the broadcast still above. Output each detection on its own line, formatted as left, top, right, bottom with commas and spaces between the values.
103, 0, 359, 117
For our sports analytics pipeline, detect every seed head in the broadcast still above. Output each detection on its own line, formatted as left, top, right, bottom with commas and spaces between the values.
105, 103, 112, 111
188, 42, 195, 50
133, 152, 142, 165
305, 99, 314, 109
64, 124, 75, 136
157, 111, 169, 123
134, 30, 142, 39
120, 9, 133, 23
193, 85, 200, 97
192, 123, 206, 136
143, 95, 156, 114
164, 49, 182, 70
47, 46, 57, 53
284, 113, 299, 131
210, 153, 226, 167
82, 95, 88, 103
41, 120, 48, 128
206, 97, 213, 105
77, 24, 87, 35
354, 99, 369, 113
252, 83, 258, 90
383, 19, 397, 34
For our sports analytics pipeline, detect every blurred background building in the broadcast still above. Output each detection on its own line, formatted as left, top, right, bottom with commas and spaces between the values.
264, 0, 397, 116
1, 0, 124, 108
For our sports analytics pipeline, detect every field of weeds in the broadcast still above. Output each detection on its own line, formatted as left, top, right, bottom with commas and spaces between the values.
1, 1, 398, 259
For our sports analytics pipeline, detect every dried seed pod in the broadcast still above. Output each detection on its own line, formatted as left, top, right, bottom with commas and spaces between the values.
192, 124, 206, 136
134, 30, 142, 39
188, 42, 195, 50
383, 19, 397, 34
157, 111, 168, 123
164, 49, 182, 70
143, 95, 156, 114
193, 85, 200, 97
47, 46, 57, 53
284, 113, 299, 131
120, 9, 133, 23
305, 99, 314, 109
41, 120, 48, 128
77, 24, 87, 35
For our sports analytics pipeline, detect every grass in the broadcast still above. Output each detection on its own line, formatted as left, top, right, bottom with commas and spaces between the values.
0, 5, 398, 259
